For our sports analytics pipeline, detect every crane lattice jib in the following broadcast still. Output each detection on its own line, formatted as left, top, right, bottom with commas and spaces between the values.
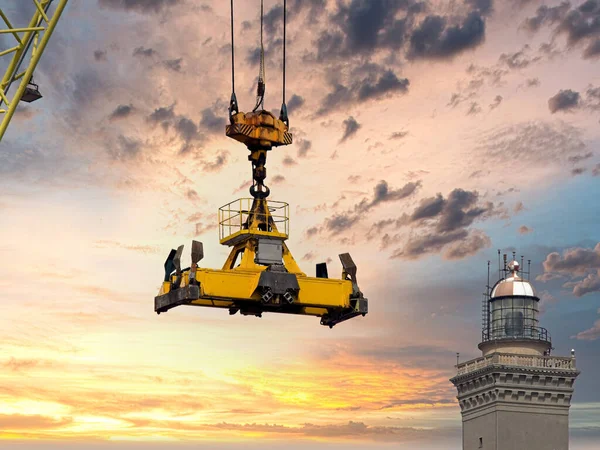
0, 0, 69, 142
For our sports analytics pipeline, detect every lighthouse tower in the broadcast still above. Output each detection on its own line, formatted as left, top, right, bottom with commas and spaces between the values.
450, 255, 580, 450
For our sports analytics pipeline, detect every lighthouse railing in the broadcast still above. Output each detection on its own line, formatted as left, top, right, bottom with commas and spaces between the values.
456, 353, 577, 376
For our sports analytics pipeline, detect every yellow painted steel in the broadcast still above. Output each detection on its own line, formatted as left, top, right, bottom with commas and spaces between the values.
156, 196, 366, 326
226, 110, 292, 148
0, 0, 69, 141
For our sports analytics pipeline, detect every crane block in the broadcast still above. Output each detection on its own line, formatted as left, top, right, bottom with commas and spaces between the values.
226, 110, 292, 148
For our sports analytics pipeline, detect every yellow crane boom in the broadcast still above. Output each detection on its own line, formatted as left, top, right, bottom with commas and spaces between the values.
0, 0, 68, 142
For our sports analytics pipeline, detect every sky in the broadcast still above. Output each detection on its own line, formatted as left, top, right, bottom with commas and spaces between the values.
1, 0, 599, 448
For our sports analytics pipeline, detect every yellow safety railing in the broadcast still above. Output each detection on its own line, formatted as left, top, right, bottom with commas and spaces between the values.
218, 198, 289, 241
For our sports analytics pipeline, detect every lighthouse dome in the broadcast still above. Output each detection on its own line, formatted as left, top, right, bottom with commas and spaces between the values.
491, 260, 537, 298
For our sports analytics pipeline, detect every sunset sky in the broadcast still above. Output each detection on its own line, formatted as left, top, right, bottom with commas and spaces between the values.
1, 0, 599, 449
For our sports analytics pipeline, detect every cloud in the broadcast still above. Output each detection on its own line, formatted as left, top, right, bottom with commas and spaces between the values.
523, 2, 571, 33
324, 180, 421, 235
202, 151, 229, 172
287, 94, 305, 113
357, 70, 410, 101
318, 67, 409, 115
379, 188, 500, 260
108, 104, 134, 121
548, 89, 581, 113
519, 225, 533, 234
523, 1, 600, 59
573, 310, 600, 340
499, 46, 540, 69
107, 135, 142, 160
584, 38, 600, 57
489, 95, 502, 109
282, 155, 297, 166
0, 413, 73, 430
93, 240, 159, 254
133, 46, 157, 57
163, 57, 183, 72
466, 102, 481, 115
340, 116, 361, 142
296, 138, 312, 158
542, 243, 600, 276
408, 12, 486, 60
98, 0, 181, 14
564, 273, 600, 297
568, 151, 594, 164
272, 174, 285, 184
514, 201, 525, 213
200, 107, 226, 134
389, 131, 409, 140
475, 121, 587, 166
93, 49, 107, 61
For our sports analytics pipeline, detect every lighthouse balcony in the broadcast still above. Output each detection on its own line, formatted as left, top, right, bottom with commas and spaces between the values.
454, 351, 577, 377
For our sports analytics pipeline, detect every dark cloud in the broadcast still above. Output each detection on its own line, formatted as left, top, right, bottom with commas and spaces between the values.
584, 38, 600, 57
200, 108, 225, 134
318, 66, 409, 115
324, 180, 421, 235
593, 163, 600, 176
282, 155, 297, 166
466, 102, 481, 115
586, 85, 600, 110
263, 5, 284, 35
499, 46, 540, 69
412, 194, 445, 220
489, 95, 502, 109
93, 50, 107, 61
147, 104, 176, 129
390, 131, 409, 140
202, 151, 229, 172
133, 46, 157, 58
163, 58, 183, 72
523, 2, 571, 32
524, 1, 600, 59
98, 0, 180, 14
108, 135, 142, 160
287, 94, 305, 113
548, 89, 581, 113
526, 78, 541, 87
378, 188, 499, 260
296, 138, 312, 158
315, 0, 419, 58
340, 116, 361, 142
357, 70, 410, 101
572, 167, 586, 175
271, 174, 285, 184
408, 12, 486, 60
108, 104, 134, 121
175, 117, 199, 142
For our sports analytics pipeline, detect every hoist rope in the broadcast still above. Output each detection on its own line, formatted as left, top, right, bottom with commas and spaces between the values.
282, 0, 286, 105
230, 0, 235, 95
253, 0, 265, 112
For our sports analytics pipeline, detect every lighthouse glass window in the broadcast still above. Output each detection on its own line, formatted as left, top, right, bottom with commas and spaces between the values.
490, 296, 539, 339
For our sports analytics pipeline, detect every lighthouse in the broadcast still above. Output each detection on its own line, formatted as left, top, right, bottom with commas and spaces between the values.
450, 254, 580, 450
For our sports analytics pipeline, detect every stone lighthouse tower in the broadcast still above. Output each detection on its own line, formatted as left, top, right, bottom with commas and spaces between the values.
450, 254, 580, 450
